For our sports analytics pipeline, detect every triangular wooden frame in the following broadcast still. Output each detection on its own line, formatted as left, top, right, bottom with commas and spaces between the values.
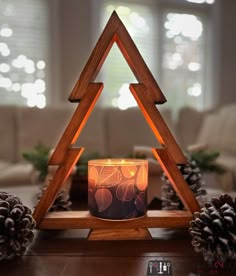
33, 11, 200, 238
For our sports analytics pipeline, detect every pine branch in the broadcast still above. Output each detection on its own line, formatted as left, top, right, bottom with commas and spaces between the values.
22, 142, 50, 181
190, 150, 226, 174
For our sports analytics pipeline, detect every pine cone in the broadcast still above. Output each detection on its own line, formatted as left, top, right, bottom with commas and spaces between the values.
161, 158, 207, 210
189, 194, 236, 264
0, 192, 35, 261
37, 185, 72, 212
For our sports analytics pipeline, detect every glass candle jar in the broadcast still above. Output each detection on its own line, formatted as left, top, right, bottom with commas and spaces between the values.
88, 159, 148, 220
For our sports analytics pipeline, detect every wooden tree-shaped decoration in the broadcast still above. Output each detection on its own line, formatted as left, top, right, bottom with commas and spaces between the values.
33, 11, 200, 239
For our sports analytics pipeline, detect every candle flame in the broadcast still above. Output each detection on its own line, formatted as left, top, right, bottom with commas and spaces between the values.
130, 171, 135, 176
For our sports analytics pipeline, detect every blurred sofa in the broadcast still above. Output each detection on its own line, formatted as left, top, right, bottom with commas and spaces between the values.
177, 103, 236, 192
0, 105, 172, 184
0, 103, 235, 203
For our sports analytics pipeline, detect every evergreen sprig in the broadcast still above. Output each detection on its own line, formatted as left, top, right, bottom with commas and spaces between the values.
190, 150, 226, 174
22, 143, 50, 181
22, 144, 104, 180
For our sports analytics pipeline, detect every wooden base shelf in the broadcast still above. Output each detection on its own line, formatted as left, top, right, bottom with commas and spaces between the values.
38, 210, 192, 230
87, 228, 152, 240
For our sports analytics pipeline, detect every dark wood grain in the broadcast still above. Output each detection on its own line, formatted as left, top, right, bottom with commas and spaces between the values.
1, 229, 234, 276
38, 210, 192, 230
87, 228, 152, 240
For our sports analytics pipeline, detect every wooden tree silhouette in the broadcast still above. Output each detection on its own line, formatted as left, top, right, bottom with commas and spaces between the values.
33, 11, 200, 239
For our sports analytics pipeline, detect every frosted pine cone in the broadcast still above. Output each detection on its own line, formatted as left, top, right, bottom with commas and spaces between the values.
0, 192, 35, 260
189, 194, 236, 264
37, 185, 72, 212
161, 158, 207, 210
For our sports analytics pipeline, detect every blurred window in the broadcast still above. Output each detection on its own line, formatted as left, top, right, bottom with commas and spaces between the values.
100, 0, 214, 114
99, 2, 157, 110
161, 11, 205, 114
0, 0, 48, 108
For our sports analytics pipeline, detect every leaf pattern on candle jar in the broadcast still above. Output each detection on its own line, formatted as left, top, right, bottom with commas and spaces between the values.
135, 192, 146, 213
121, 165, 137, 178
88, 179, 95, 193
136, 165, 148, 191
88, 166, 99, 186
116, 179, 135, 202
95, 188, 112, 212
99, 166, 122, 187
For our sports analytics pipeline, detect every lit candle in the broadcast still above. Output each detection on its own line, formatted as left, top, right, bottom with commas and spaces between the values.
88, 159, 148, 220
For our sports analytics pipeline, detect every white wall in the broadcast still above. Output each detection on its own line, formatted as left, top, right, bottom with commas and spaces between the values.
215, 0, 236, 106
50, 0, 94, 103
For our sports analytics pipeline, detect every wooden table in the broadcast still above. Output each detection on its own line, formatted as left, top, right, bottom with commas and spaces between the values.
1, 186, 235, 275
1, 228, 234, 276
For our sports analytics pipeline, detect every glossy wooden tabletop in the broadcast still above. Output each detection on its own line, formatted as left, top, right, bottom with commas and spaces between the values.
1, 228, 235, 276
